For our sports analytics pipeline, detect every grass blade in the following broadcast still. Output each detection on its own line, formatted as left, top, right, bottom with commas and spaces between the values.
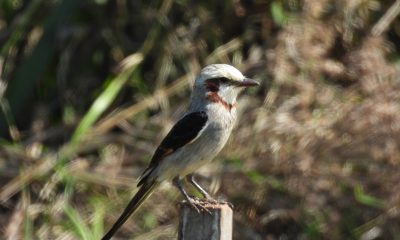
71, 53, 143, 143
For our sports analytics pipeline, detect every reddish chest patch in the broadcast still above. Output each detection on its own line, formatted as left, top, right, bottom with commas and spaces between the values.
206, 92, 236, 111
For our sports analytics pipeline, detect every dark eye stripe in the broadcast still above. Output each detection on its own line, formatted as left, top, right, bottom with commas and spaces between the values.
205, 81, 219, 92
204, 77, 233, 92
206, 77, 231, 84
217, 77, 229, 84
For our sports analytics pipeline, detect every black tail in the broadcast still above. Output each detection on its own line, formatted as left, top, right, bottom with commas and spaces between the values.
102, 181, 159, 240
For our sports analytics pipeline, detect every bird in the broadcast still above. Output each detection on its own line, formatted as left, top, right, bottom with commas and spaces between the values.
102, 64, 259, 240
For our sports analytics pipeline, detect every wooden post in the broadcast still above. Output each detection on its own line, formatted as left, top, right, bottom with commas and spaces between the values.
178, 200, 233, 240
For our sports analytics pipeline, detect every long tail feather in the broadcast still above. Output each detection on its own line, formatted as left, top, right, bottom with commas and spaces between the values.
102, 181, 159, 240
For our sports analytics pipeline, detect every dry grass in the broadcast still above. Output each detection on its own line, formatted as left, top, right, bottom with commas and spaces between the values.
1, 0, 400, 239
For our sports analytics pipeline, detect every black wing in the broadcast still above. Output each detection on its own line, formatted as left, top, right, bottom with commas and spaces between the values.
137, 111, 208, 186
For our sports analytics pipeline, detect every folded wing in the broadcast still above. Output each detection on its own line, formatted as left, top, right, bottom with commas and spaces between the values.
137, 111, 208, 186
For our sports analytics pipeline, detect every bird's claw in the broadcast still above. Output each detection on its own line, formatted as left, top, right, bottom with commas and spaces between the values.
200, 196, 234, 209
183, 197, 212, 214
222, 201, 234, 209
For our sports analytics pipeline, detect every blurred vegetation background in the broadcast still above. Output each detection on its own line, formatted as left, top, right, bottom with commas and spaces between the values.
1, 0, 400, 239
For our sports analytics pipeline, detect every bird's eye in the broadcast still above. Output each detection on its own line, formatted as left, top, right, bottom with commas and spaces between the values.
204, 79, 219, 92
204, 77, 231, 92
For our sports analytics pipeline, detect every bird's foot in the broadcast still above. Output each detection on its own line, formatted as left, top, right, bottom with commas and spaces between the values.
202, 197, 234, 209
219, 200, 234, 209
182, 197, 212, 214
198, 195, 234, 209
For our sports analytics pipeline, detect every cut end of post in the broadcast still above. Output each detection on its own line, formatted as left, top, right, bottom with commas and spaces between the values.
178, 199, 233, 240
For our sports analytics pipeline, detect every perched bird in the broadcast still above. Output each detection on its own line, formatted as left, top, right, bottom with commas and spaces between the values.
102, 64, 259, 239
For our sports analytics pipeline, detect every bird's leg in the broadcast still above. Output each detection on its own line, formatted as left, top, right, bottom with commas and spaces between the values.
173, 177, 210, 213
187, 174, 234, 209
186, 174, 214, 200
173, 177, 193, 202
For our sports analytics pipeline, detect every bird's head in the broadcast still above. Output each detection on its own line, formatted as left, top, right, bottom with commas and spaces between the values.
191, 64, 259, 110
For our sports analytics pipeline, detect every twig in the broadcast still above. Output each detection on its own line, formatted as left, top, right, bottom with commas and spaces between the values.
371, 0, 400, 36
91, 73, 192, 135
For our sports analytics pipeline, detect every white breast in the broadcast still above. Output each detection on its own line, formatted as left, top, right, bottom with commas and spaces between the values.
153, 105, 237, 181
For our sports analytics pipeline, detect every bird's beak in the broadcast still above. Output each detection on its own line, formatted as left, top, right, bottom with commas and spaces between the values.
237, 78, 260, 87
